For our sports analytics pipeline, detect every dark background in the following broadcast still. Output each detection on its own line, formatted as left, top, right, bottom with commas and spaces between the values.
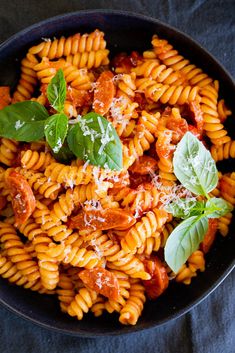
0, 1, 234, 352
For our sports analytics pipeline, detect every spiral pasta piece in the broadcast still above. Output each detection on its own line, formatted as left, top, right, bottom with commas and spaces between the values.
105, 270, 130, 313
45, 241, 101, 269
220, 173, 235, 205
187, 250, 205, 273
18, 218, 45, 241
67, 287, 98, 320
116, 73, 136, 99
0, 138, 19, 166
66, 49, 109, 69
32, 233, 59, 290
123, 126, 155, 170
51, 182, 111, 222
137, 232, 161, 255
45, 162, 117, 187
56, 273, 76, 313
0, 254, 51, 294
81, 230, 150, 280
18, 168, 61, 200
217, 99, 232, 122
0, 222, 40, 282
33, 201, 73, 242
29, 30, 106, 59
121, 209, 168, 253
21, 150, 55, 171
91, 296, 107, 317
218, 212, 233, 237
12, 53, 38, 102
119, 279, 146, 325
34, 58, 94, 90
112, 185, 159, 215
151, 35, 213, 87
174, 264, 196, 285
133, 60, 185, 85
200, 82, 230, 145
211, 141, 235, 162
138, 79, 200, 105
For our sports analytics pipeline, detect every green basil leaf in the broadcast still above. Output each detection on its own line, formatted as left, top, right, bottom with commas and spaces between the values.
165, 215, 208, 273
0, 101, 48, 141
173, 132, 218, 196
44, 113, 68, 153
205, 197, 233, 218
67, 123, 85, 160
165, 198, 205, 219
53, 144, 75, 163
46, 69, 66, 113
67, 113, 123, 171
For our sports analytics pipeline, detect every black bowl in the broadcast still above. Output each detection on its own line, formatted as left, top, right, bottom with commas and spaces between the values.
0, 10, 234, 337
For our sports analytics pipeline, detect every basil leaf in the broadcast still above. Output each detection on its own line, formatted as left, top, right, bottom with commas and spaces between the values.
46, 69, 66, 113
165, 215, 208, 273
165, 199, 205, 219
205, 197, 233, 218
53, 144, 75, 163
67, 123, 85, 160
67, 113, 122, 171
0, 101, 48, 141
44, 113, 68, 153
173, 132, 218, 196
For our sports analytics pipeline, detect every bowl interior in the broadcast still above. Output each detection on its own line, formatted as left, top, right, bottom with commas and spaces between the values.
0, 10, 234, 336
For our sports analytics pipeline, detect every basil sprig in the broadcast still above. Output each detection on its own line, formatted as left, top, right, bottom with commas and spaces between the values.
67, 113, 122, 170
46, 69, 66, 113
0, 69, 123, 170
0, 101, 49, 141
165, 132, 233, 273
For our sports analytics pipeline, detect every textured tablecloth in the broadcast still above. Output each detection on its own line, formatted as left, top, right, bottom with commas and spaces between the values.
0, 1, 234, 352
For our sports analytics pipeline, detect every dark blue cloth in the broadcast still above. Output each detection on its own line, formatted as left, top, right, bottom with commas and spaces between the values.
0, 1, 234, 352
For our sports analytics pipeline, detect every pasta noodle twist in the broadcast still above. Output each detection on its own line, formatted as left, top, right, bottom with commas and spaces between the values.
151, 35, 213, 87
116, 73, 136, 99
21, 150, 55, 171
112, 184, 159, 215
81, 230, 150, 280
18, 168, 61, 200
29, 30, 106, 59
218, 212, 233, 237
220, 173, 235, 205
211, 141, 235, 162
187, 250, 205, 273
137, 78, 200, 105
34, 58, 94, 90
217, 99, 232, 122
45, 240, 101, 269
121, 209, 169, 253
56, 273, 76, 313
67, 287, 98, 320
137, 232, 161, 255
200, 82, 230, 145
123, 125, 155, 170
0, 254, 51, 294
133, 60, 185, 85
66, 49, 109, 69
32, 234, 59, 290
44, 162, 116, 187
0, 138, 19, 166
105, 270, 130, 313
91, 296, 107, 317
0, 222, 40, 282
12, 53, 38, 102
119, 278, 146, 325
33, 201, 73, 242
51, 181, 111, 222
